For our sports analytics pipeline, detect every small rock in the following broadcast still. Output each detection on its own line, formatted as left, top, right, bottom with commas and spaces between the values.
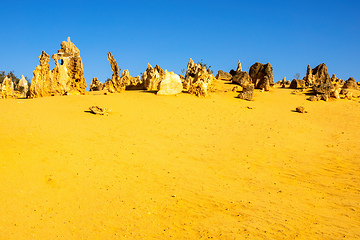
88, 106, 111, 116
295, 106, 307, 113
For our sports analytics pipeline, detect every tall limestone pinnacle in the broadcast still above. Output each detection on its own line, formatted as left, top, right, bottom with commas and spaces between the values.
236, 60, 242, 72
30, 37, 87, 98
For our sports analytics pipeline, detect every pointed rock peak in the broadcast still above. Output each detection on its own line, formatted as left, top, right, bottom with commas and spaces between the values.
67, 36, 71, 42
121, 69, 130, 77
236, 60, 242, 72
147, 63, 153, 69
39, 51, 50, 66
154, 64, 163, 75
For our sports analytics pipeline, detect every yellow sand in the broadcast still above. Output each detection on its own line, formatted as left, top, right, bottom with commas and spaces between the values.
0, 83, 359, 239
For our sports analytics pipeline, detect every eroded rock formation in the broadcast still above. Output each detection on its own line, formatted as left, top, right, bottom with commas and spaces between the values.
121, 70, 143, 90
249, 62, 274, 90
30, 38, 87, 98
290, 79, 306, 89
89, 78, 103, 91
17, 75, 29, 98
303, 63, 331, 89
216, 70, 232, 81
142, 64, 163, 91
237, 84, 254, 101
183, 58, 214, 97
232, 71, 252, 87
157, 70, 183, 95
303, 65, 314, 86
342, 77, 358, 90
51, 37, 87, 95
30, 51, 53, 98
103, 52, 124, 93
0, 76, 15, 99
236, 60, 242, 73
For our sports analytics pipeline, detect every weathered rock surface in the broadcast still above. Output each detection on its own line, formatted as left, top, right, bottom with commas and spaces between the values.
89, 106, 111, 116
17, 75, 29, 98
184, 58, 213, 97
30, 51, 53, 98
89, 78, 103, 91
313, 79, 335, 99
216, 70, 232, 81
232, 71, 252, 87
303, 64, 314, 86
30, 38, 87, 98
305, 63, 330, 87
236, 60, 242, 73
237, 84, 254, 101
1, 76, 15, 99
249, 62, 274, 89
143, 63, 163, 91
342, 77, 358, 90
331, 74, 338, 83
121, 70, 143, 90
157, 70, 183, 95
281, 77, 287, 88
103, 52, 124, 93
295, 106, 307, 113
51, 37, 87, 95
290, 79, 306, 89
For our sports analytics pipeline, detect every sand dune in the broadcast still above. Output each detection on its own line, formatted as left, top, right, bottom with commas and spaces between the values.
0, 84, 359, 239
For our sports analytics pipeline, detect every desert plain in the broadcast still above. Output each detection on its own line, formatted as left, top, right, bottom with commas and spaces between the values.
0, 81, 359, 239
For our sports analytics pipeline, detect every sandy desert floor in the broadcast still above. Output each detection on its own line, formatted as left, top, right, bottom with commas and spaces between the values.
0, 82, 359, 239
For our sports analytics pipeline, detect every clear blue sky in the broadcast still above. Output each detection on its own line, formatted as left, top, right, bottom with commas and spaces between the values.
1, 0, 359, 87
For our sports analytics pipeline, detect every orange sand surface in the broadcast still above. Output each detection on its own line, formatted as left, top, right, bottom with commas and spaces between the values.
0, 85, 359, 239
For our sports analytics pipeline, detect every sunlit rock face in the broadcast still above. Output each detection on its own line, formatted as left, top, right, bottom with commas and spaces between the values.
157, 70, 183, 95
89, 78, 103, 91
0, 76, 15, 99
30, 38, 87, 98
103, 52, 125, 93
30, 50, 53, 98
17, 75, 29, 98
249, 62, 274, 90
342, 77, 358, 90
51, 37, 87, 95
183, 58, 214, 97
142, 63, 163, 91
120, 69, 143, 90
216, 70, 232, 81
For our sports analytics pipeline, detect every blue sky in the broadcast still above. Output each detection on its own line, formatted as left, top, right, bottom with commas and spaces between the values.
1, 0, 359, 87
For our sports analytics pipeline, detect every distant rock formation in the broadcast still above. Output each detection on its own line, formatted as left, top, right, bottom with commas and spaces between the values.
281, 77, 286, 88
236, 60, 242, 73
215, 70, 232, 81
89, 78, 103, 91
303, 65, 314, 86
184, 58, 214, 97
0, 76, 15, 99
249, 62, 274, 90
17, 75, 29, 98
312, 63, 331, 85
30, 38, 87, 98
142, 63, 163, 91
307, 63, 335, 99
342, 77, 358, 90
103, 52, 124, 93
290, 79, 306, 89
157, 70, 183, 95
121, 70, 143, 90
331, 74, 338, 83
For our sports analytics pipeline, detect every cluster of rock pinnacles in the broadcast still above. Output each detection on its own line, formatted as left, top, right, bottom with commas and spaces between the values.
1, 37, 358, 100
